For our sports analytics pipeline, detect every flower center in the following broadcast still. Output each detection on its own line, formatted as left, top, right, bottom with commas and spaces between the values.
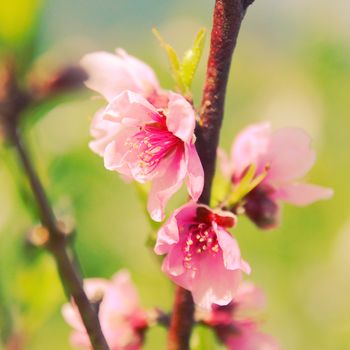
127, 112, 180, 175
183, 223, 220, 269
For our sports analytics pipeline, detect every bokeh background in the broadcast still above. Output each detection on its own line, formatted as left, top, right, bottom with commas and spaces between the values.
1, 1, 349, 349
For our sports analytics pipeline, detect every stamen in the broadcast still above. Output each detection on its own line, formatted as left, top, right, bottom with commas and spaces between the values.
125, 112, 181, 176
183, 223, 221, 270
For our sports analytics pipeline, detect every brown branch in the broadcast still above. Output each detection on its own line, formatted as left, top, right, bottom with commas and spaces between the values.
167, 1, 255, 349
0, 63, 109, 350
8, 126, 110, 350
167, 287, 195, 350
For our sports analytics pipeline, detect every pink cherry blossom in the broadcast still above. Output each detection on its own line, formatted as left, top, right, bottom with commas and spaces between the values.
154, 201, 250, 309
62, 270, 147, 350
97, 90, 203, 221
82, 49, 203, 220
219, 122, 333, 228
83, 49, 168, 158
203, 282, 281, 350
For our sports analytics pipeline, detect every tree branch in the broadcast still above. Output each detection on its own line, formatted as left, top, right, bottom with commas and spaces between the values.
167, 1, 255, 349
0, 63, 109, 350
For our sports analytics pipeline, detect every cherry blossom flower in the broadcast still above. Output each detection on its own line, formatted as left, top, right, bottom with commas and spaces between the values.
82, 49, 168, 157
62, 270, 147, 350
97, 90, 203, 221
154, 201, 250, 309
219, 122, 333, 228
82, 49, 203, 221
202, 282, 281, 350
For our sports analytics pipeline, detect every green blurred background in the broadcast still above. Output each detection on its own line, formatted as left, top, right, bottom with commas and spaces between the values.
1, 1, 349, 349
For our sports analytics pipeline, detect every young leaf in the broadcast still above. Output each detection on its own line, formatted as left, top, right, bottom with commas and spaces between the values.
152, 27, 206, 96
181, 28, 206, 89
152, 28, 186, 93
227, 163, 268, 206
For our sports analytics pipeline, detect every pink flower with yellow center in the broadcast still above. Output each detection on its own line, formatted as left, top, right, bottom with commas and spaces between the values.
219, 122, 333, 228
62, 270, 147, 350
81, 49, 168, 158
100, 91, 203, 221
81, 49, 203, 221
155, 202, 250, 309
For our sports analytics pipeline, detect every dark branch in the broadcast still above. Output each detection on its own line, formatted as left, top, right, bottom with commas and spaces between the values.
0, 62, 109, 350
167, 287, 195, 350
167, 1, 255, 349
196, 0, 253, 204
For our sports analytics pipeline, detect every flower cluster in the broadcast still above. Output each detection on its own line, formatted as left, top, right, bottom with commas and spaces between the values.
61, 48, 333, 349
82, 48, 332, 307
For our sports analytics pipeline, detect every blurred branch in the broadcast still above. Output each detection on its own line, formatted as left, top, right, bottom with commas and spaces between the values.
167, 1, 255, 349
0, 61, 109, 350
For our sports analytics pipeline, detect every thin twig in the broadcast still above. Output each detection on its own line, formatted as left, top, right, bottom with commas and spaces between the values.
0, 62, 109, 350
167, 1, 255, 349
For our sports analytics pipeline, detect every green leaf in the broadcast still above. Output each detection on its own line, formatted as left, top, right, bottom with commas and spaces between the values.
227, 163, 268, 206
152, 28, 186, 93
181, 28, 206, 89
152, 27, 206, 96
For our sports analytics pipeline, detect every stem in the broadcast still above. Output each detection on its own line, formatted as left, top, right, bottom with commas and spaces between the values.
197, 0, 254, 204
1, 60, 108, 349
6, 125, 110, 350
167, 1, 255, 349
167, 287, 195, 350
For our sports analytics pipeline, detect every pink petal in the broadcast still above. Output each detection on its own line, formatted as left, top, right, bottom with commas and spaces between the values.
103, 127, 137, 177
154, 213, 180, 255
89, 108, 120, 157
173, 201, 198, 225
226, 324, 281, 350
161, 244, 185, 277
217, 147, 233, 178
232, 122, 271, 177
109, 270, 140, 314
191, 253, 243, 309
166, 93, 196, 143
185, 143, 204, 201
115, 48, 160, 95
166, 268, 196, 293
81, 50, 159, 102
70, 331, 91, 349
81, 51, 138, 102
265, 127, 316, 183
216, 227, 251, 274
274, 182, 334, 206
234, 282, 266, 317
147, 148, 187, 222
104, 90, 157, 125
98, 272, 145, 349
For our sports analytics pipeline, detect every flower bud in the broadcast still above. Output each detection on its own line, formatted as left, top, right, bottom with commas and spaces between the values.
31, 65, 88, 98
243, 186, 279, 229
